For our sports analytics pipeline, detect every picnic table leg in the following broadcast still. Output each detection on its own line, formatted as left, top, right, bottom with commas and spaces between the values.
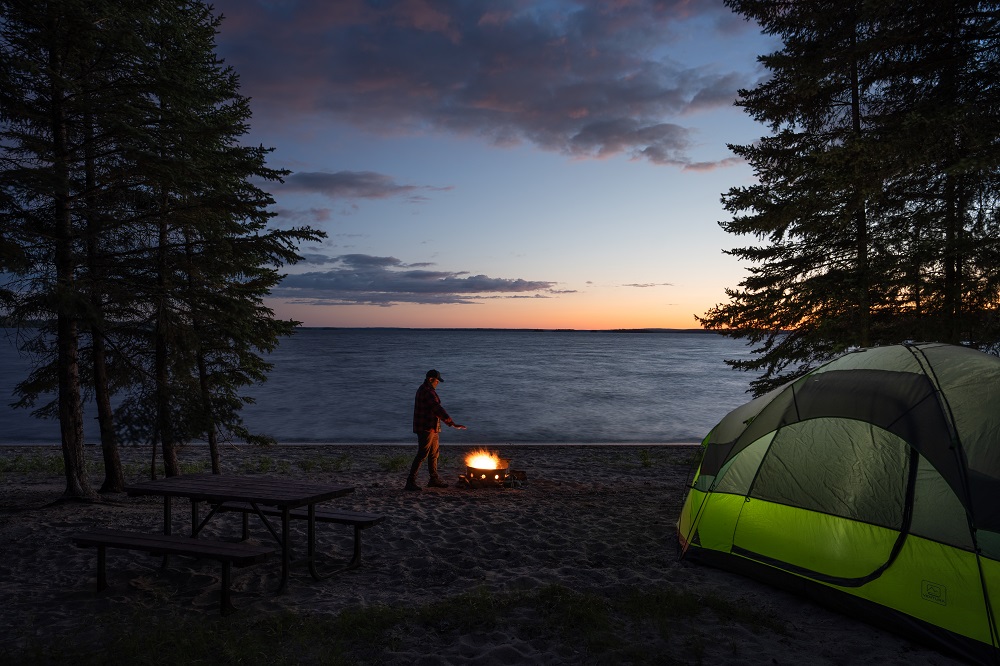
220, 562, 236, 615
277, 507, 291, 592
349, 524, 363, 569
163, 496, 172, 535
308, 504, 316, 562
96, 545, 107, 591
307, 504, 322, 580
161, 496, 172, 569
307, 506, 358, 579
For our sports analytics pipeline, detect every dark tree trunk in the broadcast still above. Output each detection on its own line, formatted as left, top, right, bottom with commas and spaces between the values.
156, 216, 180, 477
50, 25, 95, 501
84, 109, 124, 493
198, 351, 221, 474
57, 315, 93, 499
93, 330, 124, 492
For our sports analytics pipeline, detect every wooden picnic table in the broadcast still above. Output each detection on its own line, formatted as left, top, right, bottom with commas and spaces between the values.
125, 474, 354, 591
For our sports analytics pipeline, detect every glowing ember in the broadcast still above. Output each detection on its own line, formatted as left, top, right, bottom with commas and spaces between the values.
465, 448, 501, 469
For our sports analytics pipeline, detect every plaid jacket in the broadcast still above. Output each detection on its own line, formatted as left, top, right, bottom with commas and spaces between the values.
412, 380, 453, 433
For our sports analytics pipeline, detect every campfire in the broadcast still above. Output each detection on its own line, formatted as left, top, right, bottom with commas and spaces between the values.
461, 448, 512, 488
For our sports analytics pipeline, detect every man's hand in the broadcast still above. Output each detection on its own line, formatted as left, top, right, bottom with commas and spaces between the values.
452, 423, 467, 430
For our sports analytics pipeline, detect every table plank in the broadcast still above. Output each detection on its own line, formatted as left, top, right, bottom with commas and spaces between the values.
125, 474, 353, 508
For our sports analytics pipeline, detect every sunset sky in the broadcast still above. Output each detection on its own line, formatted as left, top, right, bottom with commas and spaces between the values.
211, 0, 777, 330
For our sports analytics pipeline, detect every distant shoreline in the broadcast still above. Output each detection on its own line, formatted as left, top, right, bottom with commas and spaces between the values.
3, 323, 724, 334
292, 326, 723, 333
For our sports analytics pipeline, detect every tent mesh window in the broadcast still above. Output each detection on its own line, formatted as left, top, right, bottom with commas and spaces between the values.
749, 419, 909, 529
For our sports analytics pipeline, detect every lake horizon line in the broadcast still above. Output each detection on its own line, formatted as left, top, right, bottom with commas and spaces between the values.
292, 326, 723, 334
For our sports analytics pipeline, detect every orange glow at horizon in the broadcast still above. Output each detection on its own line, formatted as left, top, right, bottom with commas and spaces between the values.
268, 287, 714, 330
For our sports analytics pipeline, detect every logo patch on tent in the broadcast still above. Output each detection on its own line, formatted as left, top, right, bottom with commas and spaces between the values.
921, 580, 947, 606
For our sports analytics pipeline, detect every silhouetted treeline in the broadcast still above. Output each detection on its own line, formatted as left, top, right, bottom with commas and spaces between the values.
699, 0, 1000, 394
0, 1, 323, 499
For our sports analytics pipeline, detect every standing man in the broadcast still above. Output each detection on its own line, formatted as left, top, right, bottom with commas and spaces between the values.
406, 369, 466, 491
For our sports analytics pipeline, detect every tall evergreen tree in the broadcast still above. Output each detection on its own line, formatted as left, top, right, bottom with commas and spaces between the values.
110, 1, 322, 477
700, 0, 1000, 395
0, 0, 114, 499
1, 0, 323, 490
873, 1, 1000, 348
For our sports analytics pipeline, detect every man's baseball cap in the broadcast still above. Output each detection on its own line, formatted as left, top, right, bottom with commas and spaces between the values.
426, 369, 443, 381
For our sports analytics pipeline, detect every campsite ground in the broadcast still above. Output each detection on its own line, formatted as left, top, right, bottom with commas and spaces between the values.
0, 444, 965, 665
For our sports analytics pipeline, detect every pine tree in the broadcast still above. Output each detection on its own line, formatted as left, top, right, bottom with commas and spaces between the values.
872, 1, 1000, 347
1, 0, 323, 489
0, 0, 115, 499
700, 0, 1000, 394
109, 0, 322, 476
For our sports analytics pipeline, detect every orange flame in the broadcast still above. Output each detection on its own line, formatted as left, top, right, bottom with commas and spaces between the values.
465, 448, 501, 469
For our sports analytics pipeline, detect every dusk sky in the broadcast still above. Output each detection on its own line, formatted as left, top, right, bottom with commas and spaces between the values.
211, 0, 777, 330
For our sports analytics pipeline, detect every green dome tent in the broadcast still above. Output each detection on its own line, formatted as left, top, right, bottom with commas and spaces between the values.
677, 342, 1000, 664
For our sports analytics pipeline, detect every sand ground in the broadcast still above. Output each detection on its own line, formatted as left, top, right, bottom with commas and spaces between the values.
0, 443, 966, 665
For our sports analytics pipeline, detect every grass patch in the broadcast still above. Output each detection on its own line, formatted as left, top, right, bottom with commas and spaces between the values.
619, 585, 703, 621
0, 450, 64, 475
375, 453, 410, 473
415, 585, 516, 632
699, 591, 787, 635
178, 460, 212, 475
681, 446, 704, 468
620, 586, 785, 637
534, 584, 621, 653
117, 459, 211, 479
239, 456, 291, 475
0, 451, 210, 481
9, 583, 786, 665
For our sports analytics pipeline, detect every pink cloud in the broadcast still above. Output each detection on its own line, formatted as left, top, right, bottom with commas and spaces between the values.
212, 0, 759, 166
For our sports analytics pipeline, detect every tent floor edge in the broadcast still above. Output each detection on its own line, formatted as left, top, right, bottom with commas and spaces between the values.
685, 546, 997, 666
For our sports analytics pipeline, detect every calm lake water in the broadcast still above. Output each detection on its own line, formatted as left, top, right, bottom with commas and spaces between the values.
0, 328, 756, 445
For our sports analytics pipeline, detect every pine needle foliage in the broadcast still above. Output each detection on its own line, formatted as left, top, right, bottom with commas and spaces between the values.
700, 0, 1000, 395
0, 0, 324, 493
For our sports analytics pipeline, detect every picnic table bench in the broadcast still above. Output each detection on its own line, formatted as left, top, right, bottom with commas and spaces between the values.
72, 528, 274, 615
213, 501, 386, 570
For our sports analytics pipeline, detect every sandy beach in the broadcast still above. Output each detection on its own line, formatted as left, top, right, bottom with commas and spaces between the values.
0, 443, 964, 665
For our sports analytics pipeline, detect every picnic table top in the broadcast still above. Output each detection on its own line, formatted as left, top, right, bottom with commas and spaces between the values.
125, 474, 354, 508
